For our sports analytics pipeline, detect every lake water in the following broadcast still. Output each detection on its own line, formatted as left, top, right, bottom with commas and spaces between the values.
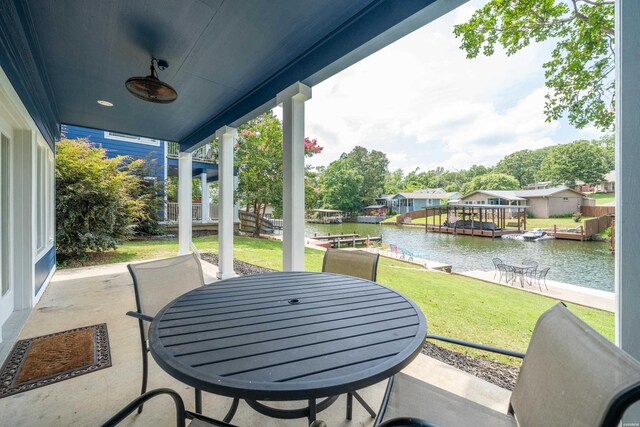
305, 223, 615, 292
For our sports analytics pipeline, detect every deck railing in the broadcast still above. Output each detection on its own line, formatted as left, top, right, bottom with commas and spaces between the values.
166, 142, 217, 164
165, 202, 219, 222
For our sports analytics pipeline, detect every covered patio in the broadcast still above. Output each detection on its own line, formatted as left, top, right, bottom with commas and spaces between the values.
0, 0, 639, 425
0, 262, 508, 426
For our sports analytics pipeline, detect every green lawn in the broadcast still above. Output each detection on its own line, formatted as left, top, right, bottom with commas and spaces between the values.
62, 235, 614, 366
587, 192, 615, 206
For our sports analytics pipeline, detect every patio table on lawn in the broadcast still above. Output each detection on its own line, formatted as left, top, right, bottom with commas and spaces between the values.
149, 271, 427, 423
505, 263, 536, 288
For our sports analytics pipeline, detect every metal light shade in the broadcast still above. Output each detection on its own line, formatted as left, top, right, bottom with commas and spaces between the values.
125, 59, 177, 104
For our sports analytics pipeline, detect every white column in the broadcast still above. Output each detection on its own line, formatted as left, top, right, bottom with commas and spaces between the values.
616, 0, 640, 361
233, 173, 240, 223
201, 172, 209, 224
178, 151, 193, 255
277, 82, 311, 271
216, 126, 237, 279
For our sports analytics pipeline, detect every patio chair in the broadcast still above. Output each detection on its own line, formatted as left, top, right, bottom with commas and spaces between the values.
101, 389, 327, 427
374, 303, 640, 427
390, 244, 400, 258
400, 248, 414, 262
322, 248, 380, 420
101, 388, 236, 427
492, 258, 503, 279
322, 248, 380, 282
127, 254, 238, 417
534, 267, 550, 291
497, 264, 514, 284
522, 259, 539, 285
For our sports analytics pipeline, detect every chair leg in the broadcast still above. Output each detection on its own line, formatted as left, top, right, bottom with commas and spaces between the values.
195, 389, 202, 414
223, 398, 240, 423
346, 392, 353, 420
138, 349, 149, 414
351, 391, 376, 418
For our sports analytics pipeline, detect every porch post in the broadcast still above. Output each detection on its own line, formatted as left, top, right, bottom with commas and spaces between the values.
178, 151, 193, 255
616, 0, 640, 358
216, 126, 237, 279
201, 172, 209, 224
277, 82, 311, 271
233, 173, 240, 223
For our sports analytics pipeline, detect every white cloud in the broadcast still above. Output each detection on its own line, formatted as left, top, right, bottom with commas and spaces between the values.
303, 0, 580, 173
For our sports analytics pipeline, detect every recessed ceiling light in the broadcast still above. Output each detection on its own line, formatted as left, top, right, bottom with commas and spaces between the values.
97, 100, 114, 107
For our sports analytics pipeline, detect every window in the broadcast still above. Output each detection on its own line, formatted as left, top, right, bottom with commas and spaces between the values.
562, 197, 569, 201
36, 141, 54, 255
104, 131, 160, 146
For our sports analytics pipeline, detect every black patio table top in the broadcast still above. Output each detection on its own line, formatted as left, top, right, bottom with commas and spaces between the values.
149, 271, 427, 403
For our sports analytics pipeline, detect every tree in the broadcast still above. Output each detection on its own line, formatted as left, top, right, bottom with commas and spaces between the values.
56, 138, 144, 259
461, 173, 520, 194
537, 139, 610, 185
319, 158, 363, 214
495, 147, 551, 186
235, 112, 285, 235
384, 169, 405, 194
126, 156, 165, 236
454, 0, 615, 131
234, 112, 323, 234
344, 146, 389, 206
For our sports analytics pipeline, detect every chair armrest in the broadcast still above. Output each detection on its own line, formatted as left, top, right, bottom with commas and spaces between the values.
100, 388, 186, 427
377, 417, 441, 427
426, 334, 525, 359
126, 311, 154, 323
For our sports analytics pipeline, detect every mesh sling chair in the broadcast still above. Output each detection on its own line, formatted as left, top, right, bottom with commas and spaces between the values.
101, 389, 235, 427
101, 389, 328, 427
374, 303, 640, 427
127, 254, 239, 418
322, 248, 380, 420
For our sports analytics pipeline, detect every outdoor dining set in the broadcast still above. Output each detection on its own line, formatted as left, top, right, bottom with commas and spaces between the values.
493, 258, 550, 291
99, 250, 640, 427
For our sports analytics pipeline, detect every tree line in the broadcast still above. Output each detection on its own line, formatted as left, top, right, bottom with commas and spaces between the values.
316, 134, 613, 214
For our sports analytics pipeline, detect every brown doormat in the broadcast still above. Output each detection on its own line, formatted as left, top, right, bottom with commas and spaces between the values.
0, 324, 111, 398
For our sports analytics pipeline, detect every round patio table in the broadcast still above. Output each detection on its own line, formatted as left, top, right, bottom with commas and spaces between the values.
149, 271, 427, 422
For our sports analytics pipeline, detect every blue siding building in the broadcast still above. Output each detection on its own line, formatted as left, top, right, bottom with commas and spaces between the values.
60, 124, 223, 223
62, 124, 167, 181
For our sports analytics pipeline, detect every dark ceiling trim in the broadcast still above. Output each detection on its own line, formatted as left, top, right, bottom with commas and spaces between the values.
179, 0, 439, 151
0, 1, 60, 148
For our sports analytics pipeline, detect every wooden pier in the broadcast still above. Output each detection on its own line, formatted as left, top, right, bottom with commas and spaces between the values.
310, 233, 382, 248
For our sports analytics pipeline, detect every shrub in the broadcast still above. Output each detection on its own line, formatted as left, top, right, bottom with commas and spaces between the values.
56, 138, 144, 259
126, 157, 166, 236
572, 212, 583, 222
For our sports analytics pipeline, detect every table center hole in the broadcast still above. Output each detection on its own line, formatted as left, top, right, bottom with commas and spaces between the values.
288, 299, 300, 305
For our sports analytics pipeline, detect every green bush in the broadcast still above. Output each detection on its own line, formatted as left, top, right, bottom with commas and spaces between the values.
572, 212, 583, 222
56, 138, 145, 259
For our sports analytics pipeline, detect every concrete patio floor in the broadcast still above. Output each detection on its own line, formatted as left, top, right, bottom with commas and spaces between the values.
0, 260, 510, 426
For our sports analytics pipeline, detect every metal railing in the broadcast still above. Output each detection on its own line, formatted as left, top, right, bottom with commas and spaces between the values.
165, 202, 219, 222
167, 142, 217, 164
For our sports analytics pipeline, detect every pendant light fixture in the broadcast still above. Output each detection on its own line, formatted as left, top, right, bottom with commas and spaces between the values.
125, 58, 177, 104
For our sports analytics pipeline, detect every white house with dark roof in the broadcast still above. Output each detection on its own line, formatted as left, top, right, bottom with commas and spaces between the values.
460, 186, 590, 218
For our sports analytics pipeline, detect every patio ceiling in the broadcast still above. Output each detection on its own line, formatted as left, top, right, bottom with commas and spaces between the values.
0, 0, 465, 150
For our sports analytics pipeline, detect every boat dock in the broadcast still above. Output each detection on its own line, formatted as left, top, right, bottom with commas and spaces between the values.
308, 233, 382, 248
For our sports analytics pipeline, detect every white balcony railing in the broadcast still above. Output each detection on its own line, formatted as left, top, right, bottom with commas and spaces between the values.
166, 142, 216, 164
165, 202, 219, 223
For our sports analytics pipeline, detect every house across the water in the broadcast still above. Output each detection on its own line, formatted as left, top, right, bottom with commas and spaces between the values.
460, 186, 590, 218
384, 189, 461, 214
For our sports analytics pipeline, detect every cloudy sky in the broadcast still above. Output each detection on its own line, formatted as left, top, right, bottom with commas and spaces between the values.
298, 0, 603, 173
